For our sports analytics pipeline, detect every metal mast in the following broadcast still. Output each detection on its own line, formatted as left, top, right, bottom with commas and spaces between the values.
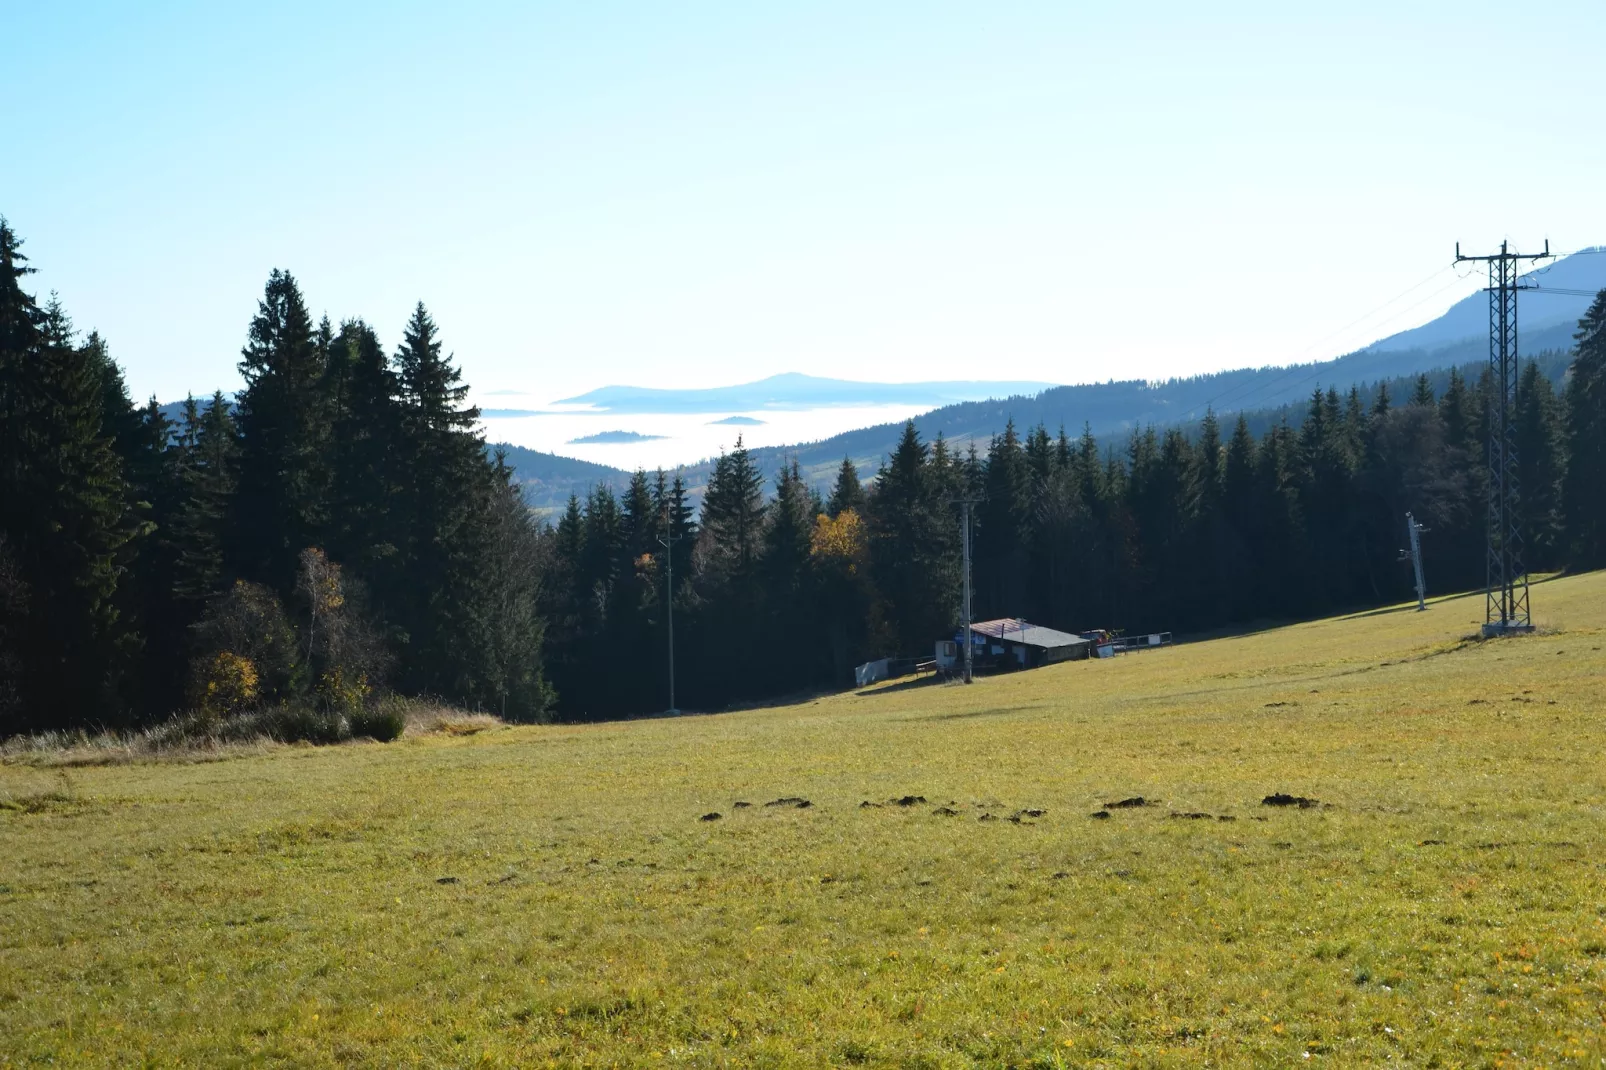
961, 500, 975, 683
1403, 512, 1427, 612
657, 530, 680, 713
1454, 239, 1552, 637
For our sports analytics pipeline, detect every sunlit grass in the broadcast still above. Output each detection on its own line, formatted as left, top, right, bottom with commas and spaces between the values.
4, 573, 1606, 1066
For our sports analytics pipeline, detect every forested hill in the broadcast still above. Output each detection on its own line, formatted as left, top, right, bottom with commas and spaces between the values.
502, 345, 1578, 513
502, 249, 1606, 509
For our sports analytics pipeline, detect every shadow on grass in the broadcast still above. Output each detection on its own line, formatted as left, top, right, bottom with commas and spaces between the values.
902, 705, 1037, 723
853, 675, 942, 698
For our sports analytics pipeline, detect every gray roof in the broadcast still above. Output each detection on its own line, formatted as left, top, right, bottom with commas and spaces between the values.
970, 619, 1088, 650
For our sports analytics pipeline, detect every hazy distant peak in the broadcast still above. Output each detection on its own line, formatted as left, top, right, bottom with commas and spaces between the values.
555, 373, 1059, 415
1361, 247, 1606, 355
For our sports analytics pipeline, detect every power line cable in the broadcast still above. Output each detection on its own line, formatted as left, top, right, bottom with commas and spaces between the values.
1187, 265, 1483, 420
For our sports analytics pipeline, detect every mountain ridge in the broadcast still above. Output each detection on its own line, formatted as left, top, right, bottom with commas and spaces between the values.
553, 371, 1060, 413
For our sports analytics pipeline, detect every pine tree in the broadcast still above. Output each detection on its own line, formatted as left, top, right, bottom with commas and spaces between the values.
977, 420, 1032, 619
868, 421, 957, 654
621, 470, 658, 562
172, 393, 239, 604
761, 461, 818, 688
826, 457, 866, 517
1411, 374, 1435, 408
326, 319, 403, 585
391, 302, 495, 699
699, 437, 765, 585
1220, 414, 1259, 619
1563, 290, 1606, 567
1514, 360, 1565, 568
475, 457, 552, 721
1439, 368, 1474, 450
233, 269, 330, 588
0, 223, 139, 728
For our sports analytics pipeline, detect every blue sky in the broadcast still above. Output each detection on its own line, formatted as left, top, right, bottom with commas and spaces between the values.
5, 1, 1604, 404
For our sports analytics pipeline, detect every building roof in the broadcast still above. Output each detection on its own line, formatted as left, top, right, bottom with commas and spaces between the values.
969, 618, 1089, 649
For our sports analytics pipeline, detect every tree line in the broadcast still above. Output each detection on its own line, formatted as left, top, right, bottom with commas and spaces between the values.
3, 214, 1605, 731
542, 305, 1606, 718
0, 221, 547, 735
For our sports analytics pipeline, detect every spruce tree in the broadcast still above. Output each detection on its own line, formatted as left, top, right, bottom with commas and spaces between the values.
1514, 360, 1565, 569
621, 470, 658, 562
391, 302, 494, 699
1563, 290, 1606, 567
826, 457, 866, 517
699, 437, 765, 584
761, 461, 818, 688
977, 420, 1033, 620
172, 393, 240, 604
1411, 374, 1435, 407
233, 269, 330, 588
0, 223, 138, 728
326, 319, 403, 585
868, 421, 957, 654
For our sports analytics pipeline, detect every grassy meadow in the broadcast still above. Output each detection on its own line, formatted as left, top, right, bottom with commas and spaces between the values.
4, 573, 1606, 1067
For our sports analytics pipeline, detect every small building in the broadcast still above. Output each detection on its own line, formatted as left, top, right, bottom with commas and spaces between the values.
935, 618, 1091, 671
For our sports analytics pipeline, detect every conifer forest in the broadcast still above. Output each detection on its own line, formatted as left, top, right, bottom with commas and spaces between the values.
4, 218, 1606, 732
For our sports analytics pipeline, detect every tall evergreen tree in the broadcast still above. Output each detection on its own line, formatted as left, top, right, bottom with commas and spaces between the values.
826, 456, 866, 517
233, 269, 330, 588
172, 393, 240, 604
1563, 290, 1606, 567
1513, 360, 1565, 569
868, 421, 957, 654
761, 461, 818, 689
0, 224, 139, 728
391, 302, 494, 699
976, 420, 1032, 619
325, 319, 403, 584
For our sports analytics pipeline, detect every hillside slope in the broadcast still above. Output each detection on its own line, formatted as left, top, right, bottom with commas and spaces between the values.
503, 346, 1579, 513
5, 571, 1606, 1064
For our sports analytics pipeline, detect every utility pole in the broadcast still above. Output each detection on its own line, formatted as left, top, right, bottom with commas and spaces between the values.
1399, 512, 1428, 612
1455, 239, 1552, 637
657, 529, 681, 714
955, 498, 980, 683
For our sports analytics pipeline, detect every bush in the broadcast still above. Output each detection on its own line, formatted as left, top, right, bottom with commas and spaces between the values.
258, 706, 348, 745
189, 581, 300, 704
194, 651, 259, 720
349, 700, 406, 742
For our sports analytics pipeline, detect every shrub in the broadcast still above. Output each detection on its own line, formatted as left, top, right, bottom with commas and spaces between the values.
194, 651, 259, 720
262, 706, 348, 745
190, 581, 300, 703
349, 700, 406, 742
315, 666, 369, 714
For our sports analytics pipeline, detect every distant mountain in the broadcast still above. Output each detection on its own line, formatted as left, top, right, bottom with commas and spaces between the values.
1363, 248, 1604, 354
500, 249, 1605, 514
555, 372, 1059, 414
568, 431, 666, 444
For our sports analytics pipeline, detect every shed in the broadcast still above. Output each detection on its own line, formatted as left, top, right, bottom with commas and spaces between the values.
938, 618, 1091, 670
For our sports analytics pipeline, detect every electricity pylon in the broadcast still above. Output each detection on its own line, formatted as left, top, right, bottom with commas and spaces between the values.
1454, 239, 1552, 637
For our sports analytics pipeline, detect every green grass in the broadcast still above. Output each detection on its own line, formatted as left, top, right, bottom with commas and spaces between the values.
4, 574, 1606, 1067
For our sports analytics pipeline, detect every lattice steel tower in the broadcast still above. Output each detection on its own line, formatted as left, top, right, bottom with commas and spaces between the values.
1454, 239, 1551, 637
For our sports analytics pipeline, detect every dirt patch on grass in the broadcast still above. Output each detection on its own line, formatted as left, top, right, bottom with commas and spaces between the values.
1102, 796, 1150, 809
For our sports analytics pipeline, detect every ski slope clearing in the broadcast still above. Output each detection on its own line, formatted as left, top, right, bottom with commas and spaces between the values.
4, 573, 1606, 1066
